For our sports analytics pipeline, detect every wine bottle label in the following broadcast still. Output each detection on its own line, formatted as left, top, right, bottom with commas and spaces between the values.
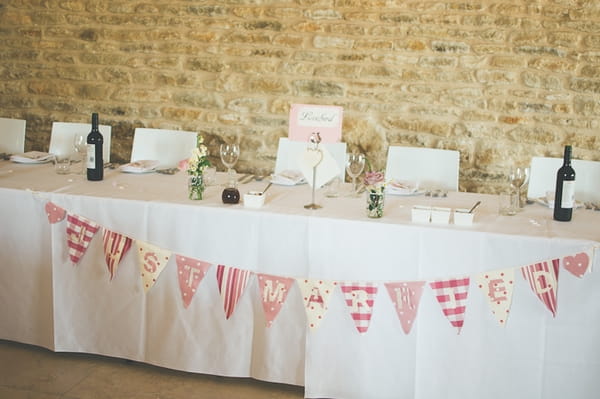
87, 144, 96, 169
561, 181, 575, 208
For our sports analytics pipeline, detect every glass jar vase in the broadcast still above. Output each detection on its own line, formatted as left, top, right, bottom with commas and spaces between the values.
188, 174, 205, 200
366, 189, 385, 218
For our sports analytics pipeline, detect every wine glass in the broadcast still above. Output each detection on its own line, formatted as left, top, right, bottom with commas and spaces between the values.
509, 166, 530, 208
73, 133, 87, 174
220, 143, 240, 186
346, 152, 366, 196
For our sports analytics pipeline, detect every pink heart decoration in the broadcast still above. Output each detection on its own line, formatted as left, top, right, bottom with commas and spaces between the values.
563, 252, 590, 278
45, 201, 66, 224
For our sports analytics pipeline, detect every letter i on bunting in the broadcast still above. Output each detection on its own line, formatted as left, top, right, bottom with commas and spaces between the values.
384, 281, 425, 335
475, 268, 515, 326
256, 274, 295, 327
66, 214, 100, 265
296, 278, 337, 330
176, 255, 211, 309
136, 240, 171, 293
340, 282, 378, 334
521, 259, 559, 317
102, 229, 132, 280
429, 277, 470, 334
216, 265, 252, 319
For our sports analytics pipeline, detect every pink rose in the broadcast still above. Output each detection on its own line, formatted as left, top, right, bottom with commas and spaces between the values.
364, 171, 384, 186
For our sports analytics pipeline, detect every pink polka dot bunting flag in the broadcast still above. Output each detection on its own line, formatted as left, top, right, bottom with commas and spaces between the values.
66, 214, 100, 265
135, 240, 171, 293
384, 281, 425, 335
45, 201, 66, 224
256, 274, 294, 327
102, 229, 132, 281
340, 282, 379, 334
176, 255, 211, 309
521, 259, 559, 317
476, 268, 515, 326
216, 265, 252, 320
562, 251, 591, 278
296, 278, 337, 331
429, 277, 470, 334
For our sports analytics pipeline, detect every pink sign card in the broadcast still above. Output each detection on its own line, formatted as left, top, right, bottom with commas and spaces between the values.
288, 104, 343, 143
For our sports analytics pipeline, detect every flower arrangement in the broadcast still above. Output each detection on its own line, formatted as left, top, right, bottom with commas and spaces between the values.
364, 170, 386, 218
364, 171, 385, 192
186, 135, 211, 200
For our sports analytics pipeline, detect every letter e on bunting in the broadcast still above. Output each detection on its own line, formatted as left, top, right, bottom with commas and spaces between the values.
256, 274, 294, 327
45, 201, 66, 224
384, 281, 425, 335
476, 268, 515, 326
176, 255, 211, 309
429, 277, 470, 334
66, 214, 100, 265
521, 259, 559, 317
562, 251, 591, 278
340, 282, 378, 334
102, 229, 132, 281
136, 240, 171, 293
296, 278, 337, 331
216, 265, 252, 319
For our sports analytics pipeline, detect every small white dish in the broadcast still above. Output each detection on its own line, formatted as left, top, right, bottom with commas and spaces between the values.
120, 160, 160, 173
453, 208, 474, 226
411, 205, 431, 223
430, 207, 451, 224
243, 191, 265, 209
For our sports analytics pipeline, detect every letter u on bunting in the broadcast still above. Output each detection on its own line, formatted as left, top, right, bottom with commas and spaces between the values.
176, 255, 211, 309
256, 274, 294, 327
429, 277, 470, 334
521, 259, 559, 317
102, 229, 132, 280
296, 278, 337, 330
476, 268, 515, 326
66, 214, 100, 265
384, 281, 425, 335
340, 282, 378, 334
136, 240, 171, 293
216, 265, 252, 319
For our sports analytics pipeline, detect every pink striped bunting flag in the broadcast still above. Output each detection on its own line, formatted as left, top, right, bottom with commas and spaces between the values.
340, 282, 378, 334
256, 274, 294, 327
429, 277, 470, 334
521, 259, 559, 317
216, 265, 252, 319
66, 214, 100, 265
176, 255, 211, 309
102, 229, 132, 280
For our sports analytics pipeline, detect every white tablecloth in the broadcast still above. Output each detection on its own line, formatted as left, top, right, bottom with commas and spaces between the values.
1, 161, 599, 399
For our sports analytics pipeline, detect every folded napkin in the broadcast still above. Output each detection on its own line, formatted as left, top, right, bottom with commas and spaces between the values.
120, 160, 160, 173
386, 179, 418, 195
10, 151, 54, 164
271, 170, 306, 186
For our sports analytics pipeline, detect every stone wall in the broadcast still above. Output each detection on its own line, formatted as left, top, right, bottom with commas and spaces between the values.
1, 0, 599, 193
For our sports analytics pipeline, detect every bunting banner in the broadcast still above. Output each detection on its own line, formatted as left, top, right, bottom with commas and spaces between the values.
45, 201, 66, 224
521, 259, 559, 317
102, 229, 133, 281
562, 251, 591, 278
385, 281, 425, 335
176, 255, 211, 309
216, 265, 252, 319
476, 268, 515, 326
256, 274, 295, 327
429, 277, 470, 334
136, 240, 171, 293
340, 282, 378, 334
297, 278, 337, 330
66, 214, 100, 265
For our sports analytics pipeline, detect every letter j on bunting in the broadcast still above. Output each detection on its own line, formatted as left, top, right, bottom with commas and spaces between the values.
66, 214, 100, 265
340, 282, 378, 334
216, 265, 252, 319
429, 277, 470, 334
521, 259, 559, 317
256, 274, 295, 327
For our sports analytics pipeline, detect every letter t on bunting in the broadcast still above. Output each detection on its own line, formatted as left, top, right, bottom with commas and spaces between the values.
429, 277, 470, 334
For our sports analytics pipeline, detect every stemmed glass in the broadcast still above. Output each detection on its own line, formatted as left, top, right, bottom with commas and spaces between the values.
73, 134, 87, 174
220, 143, 240, 186
346, 152, 366, 196
509, 166, 530, 209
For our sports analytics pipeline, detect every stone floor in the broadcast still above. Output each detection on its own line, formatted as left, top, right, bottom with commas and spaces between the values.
0, 340, 305, 399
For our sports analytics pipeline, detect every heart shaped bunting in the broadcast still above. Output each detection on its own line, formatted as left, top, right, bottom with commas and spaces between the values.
563, 252, 590, 278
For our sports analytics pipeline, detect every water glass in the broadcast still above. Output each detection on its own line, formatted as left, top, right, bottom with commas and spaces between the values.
498, 192, 518, 216
54, 155, 71, 175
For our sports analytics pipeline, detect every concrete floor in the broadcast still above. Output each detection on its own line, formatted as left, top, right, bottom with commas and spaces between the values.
0, 340, 305, 399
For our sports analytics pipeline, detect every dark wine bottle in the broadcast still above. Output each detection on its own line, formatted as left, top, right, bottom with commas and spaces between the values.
553, 145, 575, 221
86, 113, 103, 181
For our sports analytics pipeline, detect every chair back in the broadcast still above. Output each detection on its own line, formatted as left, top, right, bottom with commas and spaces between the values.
0, 117, 26, 154
50, 122, 112, 161
528, 156, 600, 202
274, 137, 347, 180
131, 128, 197, 169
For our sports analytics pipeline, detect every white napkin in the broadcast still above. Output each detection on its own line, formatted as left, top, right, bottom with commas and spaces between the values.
386, 179, 418, 195
120, 160, 160, 173
10, 151, 55, 164
299, 146, 340, 188
271, 169, 306, 186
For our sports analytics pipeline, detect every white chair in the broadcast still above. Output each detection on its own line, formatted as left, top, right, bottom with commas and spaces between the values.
274, 137, 347, 181
49, 122, 112, 161
131, 128, 197, 169
385, 146, 460, 191
527, 156, 600, 203
0, 117, 26, 154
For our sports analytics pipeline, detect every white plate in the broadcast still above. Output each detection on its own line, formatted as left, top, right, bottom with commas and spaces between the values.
120, 160, 160, 174
10, 151, 54, 164
271, 170, 306, 186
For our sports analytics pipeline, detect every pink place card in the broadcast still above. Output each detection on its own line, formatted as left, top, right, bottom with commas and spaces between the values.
288, 104, 343, 143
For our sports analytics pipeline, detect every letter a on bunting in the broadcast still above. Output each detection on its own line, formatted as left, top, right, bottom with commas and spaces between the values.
256, 274, 295, 327
216, 265, 252, 319
340, 282, 378, 334
296, 278, 337, 330
102, 229, 132, 281
384, 281, 425, 335
521, 259, 559, 317
66, 214, 100, 265
136, 240, 171, 293
429, 277, 470, 334
176, 255, 211, 309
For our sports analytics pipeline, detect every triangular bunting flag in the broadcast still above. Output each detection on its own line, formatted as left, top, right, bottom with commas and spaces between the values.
562, 250, 591, 278
340, 282, 378, 334
102, 229, 132, 280
45, 201, 66, 224
136, 240, 171, 293
176, 255, 211, 309
66, 214, 100, 265
256, 274, 294, 327
429, 277, 470, 334
215, 265, 252, 319
384, 281, 425, 335
296, 278, 337, 330
521, 259, 559, 317
476, 268, 515, 326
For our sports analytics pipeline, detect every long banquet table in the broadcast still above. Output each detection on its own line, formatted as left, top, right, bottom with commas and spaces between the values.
1, 160, 599, 399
